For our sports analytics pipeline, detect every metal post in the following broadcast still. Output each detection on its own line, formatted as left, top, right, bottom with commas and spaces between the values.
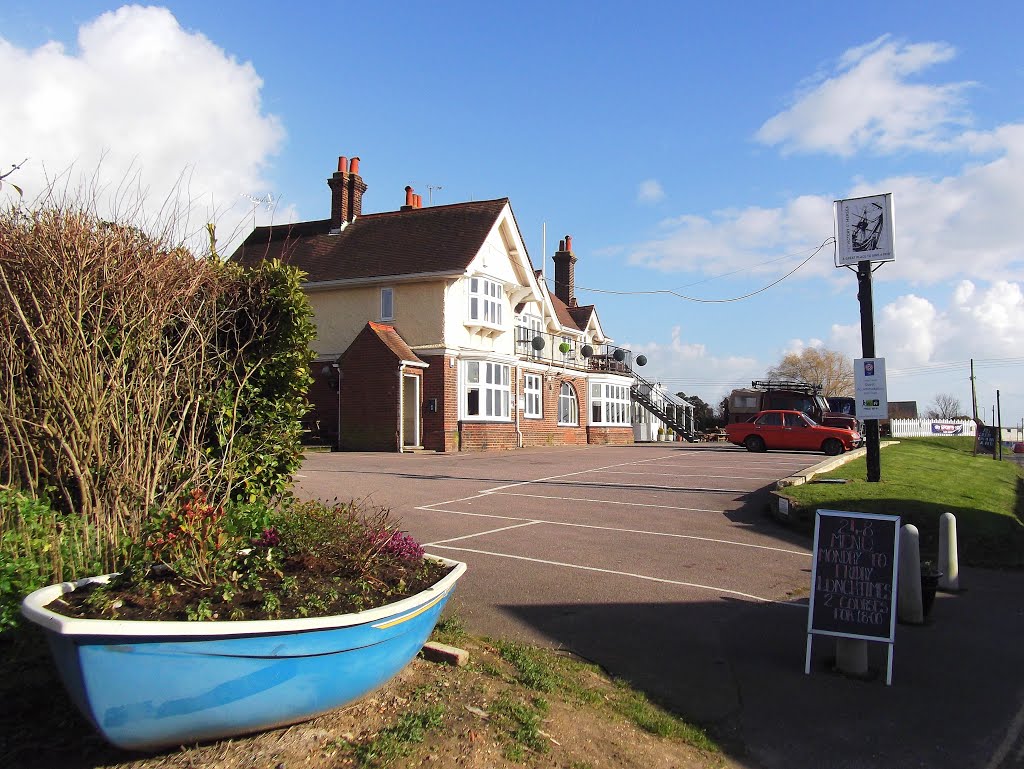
857, 261, 881, 482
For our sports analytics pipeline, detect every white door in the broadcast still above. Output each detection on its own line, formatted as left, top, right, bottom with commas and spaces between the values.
402, 375, 420, 447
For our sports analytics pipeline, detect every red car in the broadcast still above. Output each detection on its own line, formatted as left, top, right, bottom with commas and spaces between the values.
725, 409, 862, 455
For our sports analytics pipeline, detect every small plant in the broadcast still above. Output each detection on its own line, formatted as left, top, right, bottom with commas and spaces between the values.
489, 691, 549, 760
45, 497, 449, 623
340, 704, 446, 766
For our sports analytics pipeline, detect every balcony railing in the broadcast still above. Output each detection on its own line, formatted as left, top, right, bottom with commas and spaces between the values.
513, 326, 633, 374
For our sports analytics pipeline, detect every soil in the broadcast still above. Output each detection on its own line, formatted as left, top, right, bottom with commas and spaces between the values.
46, 556, 450, 622
0, 628, 737, 769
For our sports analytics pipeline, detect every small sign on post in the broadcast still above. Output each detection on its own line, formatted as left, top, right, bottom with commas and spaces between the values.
854, 357, 888, 420
806, 510, 901, 685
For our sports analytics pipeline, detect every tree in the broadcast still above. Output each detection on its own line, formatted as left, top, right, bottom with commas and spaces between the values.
766, 347, 853, 397
924, 393, 963, 420
677, 392, 717, 430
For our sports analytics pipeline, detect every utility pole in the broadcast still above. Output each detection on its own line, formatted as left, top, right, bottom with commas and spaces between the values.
970, 359, 978, 422
857, 261, 881, 482
997, 390, 1002, 461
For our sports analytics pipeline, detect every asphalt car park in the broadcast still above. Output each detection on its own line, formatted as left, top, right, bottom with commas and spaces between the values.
292, 443, 1024, 769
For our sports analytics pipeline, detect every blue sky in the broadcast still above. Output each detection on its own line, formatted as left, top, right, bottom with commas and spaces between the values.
3, 2, 1023, 427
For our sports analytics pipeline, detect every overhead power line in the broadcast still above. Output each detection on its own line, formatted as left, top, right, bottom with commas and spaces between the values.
567, 237, 834, 303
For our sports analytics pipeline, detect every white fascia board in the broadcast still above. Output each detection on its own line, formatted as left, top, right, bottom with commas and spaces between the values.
303, 270, 463, 292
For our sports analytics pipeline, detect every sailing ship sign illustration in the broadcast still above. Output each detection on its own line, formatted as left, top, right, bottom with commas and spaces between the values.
834, 193, 895, 266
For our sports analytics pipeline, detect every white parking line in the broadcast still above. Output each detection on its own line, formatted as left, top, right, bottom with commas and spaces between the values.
424, 544, 805, 607
488, 491, 721, 513
428, 520, 541, 545
508, 479, 750, 494
419, 511, 809, 556
481, 452, 679, 494
597, 470, 778, 481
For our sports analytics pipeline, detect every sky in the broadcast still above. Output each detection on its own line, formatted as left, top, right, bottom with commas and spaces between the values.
2, 2, 1022, 428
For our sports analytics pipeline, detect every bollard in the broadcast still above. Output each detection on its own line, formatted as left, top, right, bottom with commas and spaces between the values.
898, 524, 924, 624
938, 513, 959, 592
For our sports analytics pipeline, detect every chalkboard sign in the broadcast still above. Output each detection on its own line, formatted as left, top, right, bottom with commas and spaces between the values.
976, 426, 997, 455
807, 510, 900, 643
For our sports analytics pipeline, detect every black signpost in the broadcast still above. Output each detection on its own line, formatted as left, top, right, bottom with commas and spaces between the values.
805, 509, 901, 685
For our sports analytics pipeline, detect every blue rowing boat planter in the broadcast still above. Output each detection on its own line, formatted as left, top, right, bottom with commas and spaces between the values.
21, 556, 466, 751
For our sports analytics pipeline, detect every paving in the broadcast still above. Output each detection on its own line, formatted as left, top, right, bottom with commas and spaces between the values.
294, 443, 1024, 769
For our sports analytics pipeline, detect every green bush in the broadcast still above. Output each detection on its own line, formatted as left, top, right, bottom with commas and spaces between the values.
0, 489, 102, 632
0, 198, 315, 613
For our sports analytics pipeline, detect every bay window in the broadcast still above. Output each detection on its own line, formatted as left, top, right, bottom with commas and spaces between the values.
464, 361, 511, 420
590, 381, 631, 425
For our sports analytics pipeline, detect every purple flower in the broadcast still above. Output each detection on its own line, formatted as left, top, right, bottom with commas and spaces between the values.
372, 530, 424, 561
254, 527, 280, 548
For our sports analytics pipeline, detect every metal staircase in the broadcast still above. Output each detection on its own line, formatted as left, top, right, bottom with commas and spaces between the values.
630, 370, 697, 442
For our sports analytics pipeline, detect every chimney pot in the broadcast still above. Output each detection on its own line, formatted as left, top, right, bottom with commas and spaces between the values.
338, 156, 348, 173
349, 157, 360, 175
558, 239, 566, 251
415, 193, 422, 208
565, 235, 573, 251
405, 186, 414, 206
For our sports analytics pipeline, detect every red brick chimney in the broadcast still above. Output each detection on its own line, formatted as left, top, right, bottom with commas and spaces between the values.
327, 155, 367, 227
553, 234, 577, 307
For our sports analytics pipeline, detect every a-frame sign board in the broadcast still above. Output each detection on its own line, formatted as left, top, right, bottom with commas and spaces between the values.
805, 510, 901, 685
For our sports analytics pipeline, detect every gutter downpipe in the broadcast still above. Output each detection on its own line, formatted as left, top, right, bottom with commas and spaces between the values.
398, 363, 405, 453
515, 366, 523, 448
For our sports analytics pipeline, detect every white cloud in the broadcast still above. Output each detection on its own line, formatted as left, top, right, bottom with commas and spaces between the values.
637, 178, 665, 204
756, 36, 974, 156
0, 5, 286, 251
825, 280, 1023, 409
625, 195, 835, 280
631, 326, 761, 406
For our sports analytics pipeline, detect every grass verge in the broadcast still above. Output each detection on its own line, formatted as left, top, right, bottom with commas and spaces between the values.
781, 437, 1024, 566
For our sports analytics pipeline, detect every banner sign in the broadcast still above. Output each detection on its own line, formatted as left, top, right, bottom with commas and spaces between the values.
835, 194, 895, 266
854, 358, 888, 420
931, 422, 964, 436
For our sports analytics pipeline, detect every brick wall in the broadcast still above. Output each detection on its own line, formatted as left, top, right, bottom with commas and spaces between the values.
339, 330, 399, 452
586, 426, 635, 445
420, 353, 459, 452
460, 421, 519, 451
519, 373, 589, 447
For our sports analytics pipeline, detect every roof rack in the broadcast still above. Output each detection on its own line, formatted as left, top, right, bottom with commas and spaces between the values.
751, 379, 823, 395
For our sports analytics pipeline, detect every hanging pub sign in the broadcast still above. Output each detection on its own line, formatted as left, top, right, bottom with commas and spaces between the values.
805, 510, 901, 685
834, 193, 896, 266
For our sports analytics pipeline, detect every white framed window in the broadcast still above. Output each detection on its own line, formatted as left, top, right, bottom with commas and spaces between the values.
524, 374, 542, 418
590, 381, 631, 425
464, 361, 510, 420
380, 287, 394, 321
558, 382, 579, 426
468, 277, 503, 327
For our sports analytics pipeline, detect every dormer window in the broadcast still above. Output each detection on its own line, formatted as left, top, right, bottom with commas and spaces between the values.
467, 277, 504, 333
469, 278, 502, 324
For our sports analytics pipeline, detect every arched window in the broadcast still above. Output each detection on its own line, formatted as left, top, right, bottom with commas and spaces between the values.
558, 382, 579, 426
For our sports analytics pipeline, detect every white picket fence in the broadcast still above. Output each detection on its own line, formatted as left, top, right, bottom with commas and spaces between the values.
888, 418, 976, 438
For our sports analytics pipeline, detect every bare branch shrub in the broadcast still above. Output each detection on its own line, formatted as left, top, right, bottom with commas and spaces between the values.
0, 188, 313, 577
